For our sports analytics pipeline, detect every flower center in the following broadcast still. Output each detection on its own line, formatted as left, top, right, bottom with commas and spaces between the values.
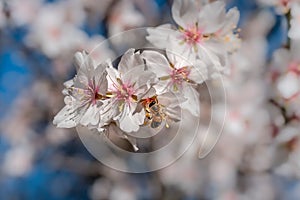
113, 78, 137, 104
182, 26, 202, 45
87, 80, 103, 105
170, 66, 191, 85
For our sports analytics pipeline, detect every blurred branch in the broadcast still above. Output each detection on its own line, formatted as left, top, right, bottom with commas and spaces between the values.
285, 10, 291, 49
269, 99, 299, 125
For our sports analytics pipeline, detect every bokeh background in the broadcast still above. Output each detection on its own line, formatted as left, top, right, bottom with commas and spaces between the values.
0, 0, 299, 199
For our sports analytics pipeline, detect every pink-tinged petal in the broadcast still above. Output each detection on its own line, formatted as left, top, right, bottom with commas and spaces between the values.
167, 35, 198, 61
118, 48, 144, 75
141, 50, 170, 77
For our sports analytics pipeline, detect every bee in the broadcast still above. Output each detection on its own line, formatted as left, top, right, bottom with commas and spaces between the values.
141, 96, 169, 129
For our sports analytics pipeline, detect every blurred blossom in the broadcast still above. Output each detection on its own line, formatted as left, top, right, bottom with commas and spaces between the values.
25, 1, 87, 58
268, 45, 300, 116
2, 145, 34, 177
82, 35, 116, 66
108, 0, 145, 36
6, 0, 42, 26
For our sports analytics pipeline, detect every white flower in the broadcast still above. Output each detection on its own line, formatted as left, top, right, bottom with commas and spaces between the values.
25, 2, 87, 58
141, 49, 205, 116
147, 0, 240, 77
108, 0, 145, 36
277, 72, 300, 99
270, 47, 300, 102
53, 51, 108, 128
82, 35, 116, 67
7, 0, 42, 26
104, 49, 157, 133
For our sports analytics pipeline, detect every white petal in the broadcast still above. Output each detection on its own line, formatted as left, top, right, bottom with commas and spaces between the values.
189, 60, 208, 84
116, 104, 144, 133
198, 1, 226, 34
53, 104, 80, 128
123, 66, 157, 94
158, 92, 186, 108
219, 7, 239, 35
80, 105, 101, 126
100, 99, 119, 125
180, 86, 200, 117
146, 24, 176, 49
277, 73, 300, 99
106, 67, 120, 90
118, 48, 144, 75
171, 0, 199, 28
166, 48, 191, 68
74, 51, 96, 85
141, 50, 170, 77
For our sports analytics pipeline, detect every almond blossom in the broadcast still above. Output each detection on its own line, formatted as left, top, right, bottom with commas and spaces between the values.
53, 51, 108, 128
141, 49, 205, 116
104, 49, 157, 133
26, 1, 87, 58
269, 46, 300, 103
147, 0, 240, 77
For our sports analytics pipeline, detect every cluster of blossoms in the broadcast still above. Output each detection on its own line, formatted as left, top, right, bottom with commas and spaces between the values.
263, 1, 300, 178
53, 0, 240, 151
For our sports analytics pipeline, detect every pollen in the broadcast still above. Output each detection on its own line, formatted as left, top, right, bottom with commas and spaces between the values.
179, 24, 210, 47
170, 66, 191, 85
